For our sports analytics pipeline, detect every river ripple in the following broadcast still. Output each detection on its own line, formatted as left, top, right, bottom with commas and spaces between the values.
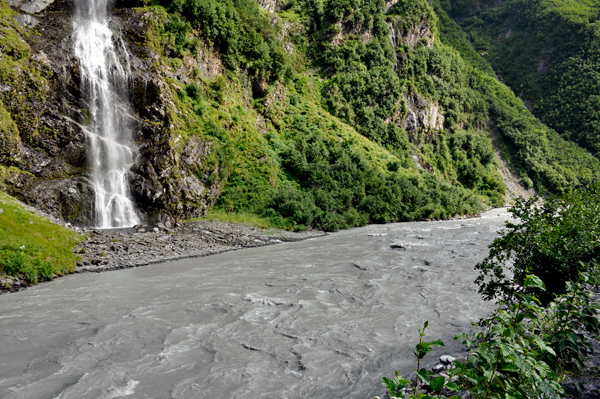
0, 209, 511, 399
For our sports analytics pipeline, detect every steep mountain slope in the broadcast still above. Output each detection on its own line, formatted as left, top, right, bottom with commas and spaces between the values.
0, 0, 598, 233
439, 0, 600, 157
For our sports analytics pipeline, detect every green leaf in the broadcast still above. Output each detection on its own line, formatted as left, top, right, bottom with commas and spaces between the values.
454, 332, 468, 341
445, 382, 460, 391
417, 368, 434, 383
501, 363, 520, 372
430, 376, 446, 392
524, 274, 546, 290
430, 339, 445, 347
382, 377, 393, 388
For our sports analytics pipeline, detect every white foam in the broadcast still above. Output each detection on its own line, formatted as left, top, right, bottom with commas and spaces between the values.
103, 380, 139, 398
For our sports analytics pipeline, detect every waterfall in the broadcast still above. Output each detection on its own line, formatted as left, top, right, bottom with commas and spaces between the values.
73, 0, 140, 228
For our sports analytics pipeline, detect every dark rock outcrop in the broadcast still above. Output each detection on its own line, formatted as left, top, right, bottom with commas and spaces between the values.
1, 3, 220, 226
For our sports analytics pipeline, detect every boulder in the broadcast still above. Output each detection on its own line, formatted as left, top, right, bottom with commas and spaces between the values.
431, 363, 446, 373
440, 355, 456, 364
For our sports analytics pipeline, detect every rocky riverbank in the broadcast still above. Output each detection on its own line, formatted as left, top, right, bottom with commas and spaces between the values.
74, 220, 326, 273
0, 220, 325, 294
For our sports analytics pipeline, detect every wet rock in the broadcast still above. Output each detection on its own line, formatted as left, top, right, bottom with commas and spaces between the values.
440, 355, 456, 364
431, 363, 445, 373
7, 175, 96, 226
0, 7, 221, 226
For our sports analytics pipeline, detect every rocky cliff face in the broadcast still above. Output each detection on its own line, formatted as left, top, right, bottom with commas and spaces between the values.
0, 1, 221, 226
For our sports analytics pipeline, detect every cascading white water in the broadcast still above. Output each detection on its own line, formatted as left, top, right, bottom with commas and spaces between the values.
73, 0, 140, 228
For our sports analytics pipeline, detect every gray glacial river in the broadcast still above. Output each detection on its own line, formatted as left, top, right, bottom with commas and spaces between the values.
0, 209, 511, 399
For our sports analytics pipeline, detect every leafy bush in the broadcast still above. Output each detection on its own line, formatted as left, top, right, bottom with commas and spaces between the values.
268, 126, 484, 231
382, 321, 460, 399
384, 273, 599, 399
541, 273, 600, 371
162, 0, 290, 82
383, 186, 600, 398
454, 276, 564, 399
475, 186, 600, 303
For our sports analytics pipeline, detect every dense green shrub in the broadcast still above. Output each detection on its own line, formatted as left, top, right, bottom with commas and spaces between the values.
385, 275, 600, 398
475, 186, 600, 303
267, 131, 484, 231
162, 0, 290, 82
453, 276, 565, 399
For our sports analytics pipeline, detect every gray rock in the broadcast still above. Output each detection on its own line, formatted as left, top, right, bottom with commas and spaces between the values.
137, 228, 145, 233
432, 363, 446, 373
153, 227, 159, 233
19, 0, 55, 13
440, 355, 456, 364
0, 209, 3, 214
157, 222, 165, 229
14, 14, 40, 28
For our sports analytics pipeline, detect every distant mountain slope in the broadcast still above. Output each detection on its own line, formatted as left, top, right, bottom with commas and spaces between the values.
439, 0, 600, 157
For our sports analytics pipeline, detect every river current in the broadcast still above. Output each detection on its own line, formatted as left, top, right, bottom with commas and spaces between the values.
0, 209, 511, 398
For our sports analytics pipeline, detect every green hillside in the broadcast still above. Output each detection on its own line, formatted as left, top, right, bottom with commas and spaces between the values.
151, 0, 600, 224
439, 0, 600, 157
0, 0, 599, 234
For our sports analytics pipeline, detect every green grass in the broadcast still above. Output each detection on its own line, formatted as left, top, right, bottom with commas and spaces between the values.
0, 191, 81, 284
188, 209, 275, 229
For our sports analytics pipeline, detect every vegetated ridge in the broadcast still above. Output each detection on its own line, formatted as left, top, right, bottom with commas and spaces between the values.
0, 0, 598, 236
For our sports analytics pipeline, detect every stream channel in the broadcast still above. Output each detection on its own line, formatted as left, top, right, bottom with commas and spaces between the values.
0, 208, 512, 399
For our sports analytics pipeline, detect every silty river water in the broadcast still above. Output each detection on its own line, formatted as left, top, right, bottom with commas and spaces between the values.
0, 208, 512, 399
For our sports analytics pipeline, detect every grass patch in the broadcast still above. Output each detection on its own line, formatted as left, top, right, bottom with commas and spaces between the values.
0, 191, 81, 284
188, 209, 275, 229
